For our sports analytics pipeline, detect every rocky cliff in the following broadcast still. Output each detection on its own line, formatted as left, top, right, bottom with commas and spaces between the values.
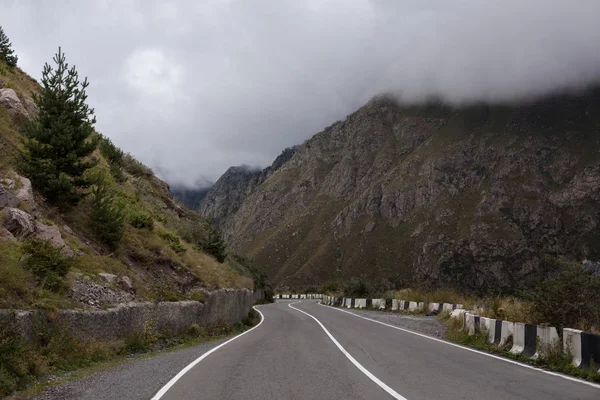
199, 89, 600, 293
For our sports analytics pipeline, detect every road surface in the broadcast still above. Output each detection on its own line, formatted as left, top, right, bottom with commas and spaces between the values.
153, 300, 600, 400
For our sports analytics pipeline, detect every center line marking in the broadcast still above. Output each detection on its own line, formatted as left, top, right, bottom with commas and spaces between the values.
288, 301, 407, 400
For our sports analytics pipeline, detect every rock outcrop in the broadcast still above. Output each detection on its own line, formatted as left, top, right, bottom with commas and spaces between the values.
0, 88, 36, 120
1, 206, 74, 255
34, 221, 74, 256
0, 187, 19, 208
199, 89, 600, 293
3, 207, 35, 237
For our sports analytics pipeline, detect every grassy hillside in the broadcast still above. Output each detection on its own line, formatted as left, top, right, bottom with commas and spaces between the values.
0, 59, 254, 310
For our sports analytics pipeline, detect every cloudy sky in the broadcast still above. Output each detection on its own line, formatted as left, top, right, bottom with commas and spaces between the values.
2, 1, 600, 187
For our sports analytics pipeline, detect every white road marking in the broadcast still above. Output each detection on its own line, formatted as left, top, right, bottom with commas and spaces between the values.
151, 306, 265, 400
288, 301, 407, 400
318, 302, 600, 391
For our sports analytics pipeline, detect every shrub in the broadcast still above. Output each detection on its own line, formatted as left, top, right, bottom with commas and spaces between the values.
129, 211, 154, 230
21, 238, 75, 292
185, 323, 207, 337
319, 281, 341, 294
90, 173, 126, 246
343, 278, 370, 297
530, 262, 600, 332
122, 154, 153, 177
98, 135, 124, 165
98, 135, 126, 183
123, 320, 157, 354
242, 309, 260, 327
158, 230, 186, 253
0, 324, 38, 397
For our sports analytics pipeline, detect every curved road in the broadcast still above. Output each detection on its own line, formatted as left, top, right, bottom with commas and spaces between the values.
154, 300, 600, 400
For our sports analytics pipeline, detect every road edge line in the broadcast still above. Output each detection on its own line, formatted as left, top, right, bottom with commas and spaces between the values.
288, 301, 407, 400
318, 302, 600, 390
151, 306, 265, 400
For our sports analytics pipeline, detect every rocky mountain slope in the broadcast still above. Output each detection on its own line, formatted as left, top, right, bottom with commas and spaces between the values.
199, 89, 600, 293
0, 62, 254, 310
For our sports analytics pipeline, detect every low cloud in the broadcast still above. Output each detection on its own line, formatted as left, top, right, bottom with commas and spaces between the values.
2, 0, 600, 186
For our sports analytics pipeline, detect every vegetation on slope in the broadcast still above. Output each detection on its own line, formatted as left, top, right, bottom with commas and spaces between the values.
0, 41, 255, 311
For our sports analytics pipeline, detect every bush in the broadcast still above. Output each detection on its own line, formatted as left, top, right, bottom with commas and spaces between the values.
21, 239, 75, 292
122, 154, 153, 177
98, 135, 124, 165
242, 309, 260, 327
123, 320, 157, 354
90, 173, 126, 246
530, 262, 600, 332
98, 135, 126, 183
158, 230, 186, 253
0, 324, 38, 397
343, 278, 370, 297
319, 281, 341, 294
129, 211, 154, 230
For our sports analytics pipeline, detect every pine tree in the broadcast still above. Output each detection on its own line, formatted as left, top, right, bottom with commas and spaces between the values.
90, 172, 125, 246
23, 47, 97, 206
202, 223, 227, 263
0, 26, 18, 67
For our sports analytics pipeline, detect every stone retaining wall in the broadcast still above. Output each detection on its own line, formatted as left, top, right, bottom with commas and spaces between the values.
0, 288, 260, 343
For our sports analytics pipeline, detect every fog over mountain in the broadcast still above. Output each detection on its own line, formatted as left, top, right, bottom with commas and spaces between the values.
2, 0, 600, 186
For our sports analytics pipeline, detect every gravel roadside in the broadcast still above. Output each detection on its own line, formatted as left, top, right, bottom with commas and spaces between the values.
30, 337, 230, 400
330, 307, 447, 338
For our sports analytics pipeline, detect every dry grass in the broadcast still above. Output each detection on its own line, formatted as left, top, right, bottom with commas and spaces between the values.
392, 288, 476, 308
477, 296, 537, 324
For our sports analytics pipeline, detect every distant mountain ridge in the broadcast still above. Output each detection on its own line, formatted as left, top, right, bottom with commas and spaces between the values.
198, 89, 600, 293
170, 185, 212, 210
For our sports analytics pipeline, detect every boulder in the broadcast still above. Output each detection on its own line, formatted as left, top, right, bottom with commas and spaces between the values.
0, 187, 20, 208
0, 88, 29, 119
0, 227, 16, 242
98, 272, 118, 284
3, 207, 35, 237
119, 276, 134, 291
0, 88, 21, 110
34, 221, 75, 256
14, 175, 33, 206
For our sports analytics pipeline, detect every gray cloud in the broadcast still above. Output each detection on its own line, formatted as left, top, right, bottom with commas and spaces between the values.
2, 0, 600, 186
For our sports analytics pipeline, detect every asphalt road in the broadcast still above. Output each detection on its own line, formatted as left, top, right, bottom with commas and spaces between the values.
154, 300, 600, 400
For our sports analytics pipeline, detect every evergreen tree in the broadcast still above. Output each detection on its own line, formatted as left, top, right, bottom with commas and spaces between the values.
90, 172, 125, 246
0, 26, 18, 67
23, 47, 97, 206
202, 223, 227, 263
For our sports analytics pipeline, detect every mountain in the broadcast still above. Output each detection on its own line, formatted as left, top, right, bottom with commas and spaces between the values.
171, 185, 212, 210
199, 147, 296, 228
199, 89, 600, 293
0, 63, 255, 310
